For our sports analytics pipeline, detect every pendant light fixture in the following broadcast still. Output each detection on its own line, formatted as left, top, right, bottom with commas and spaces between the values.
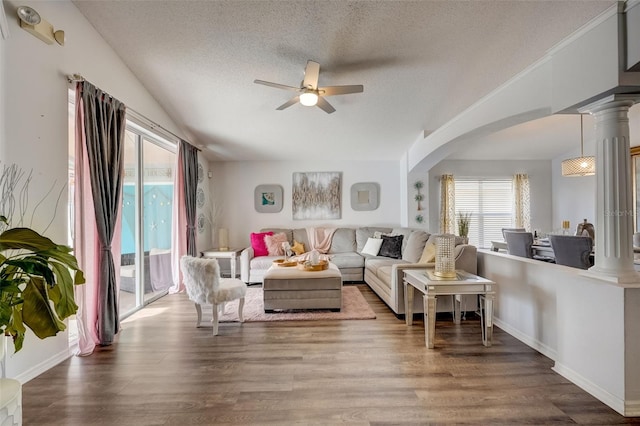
561, 114, 595, 177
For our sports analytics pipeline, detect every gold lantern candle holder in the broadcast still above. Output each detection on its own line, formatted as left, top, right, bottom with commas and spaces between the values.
434, 234, 457, 278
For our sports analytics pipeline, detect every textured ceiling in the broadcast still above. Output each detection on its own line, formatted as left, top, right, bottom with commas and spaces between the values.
72, 0, 615, 163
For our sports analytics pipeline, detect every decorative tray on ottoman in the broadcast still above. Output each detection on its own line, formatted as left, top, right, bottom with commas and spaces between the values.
297, 260, 329, 272
273, 259, 297, 267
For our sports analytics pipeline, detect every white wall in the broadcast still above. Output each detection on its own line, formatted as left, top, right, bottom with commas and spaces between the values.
1, 0, 186, 381
479, 250, 640, 416
209, 160, 402, 250
426, 160, 553, 235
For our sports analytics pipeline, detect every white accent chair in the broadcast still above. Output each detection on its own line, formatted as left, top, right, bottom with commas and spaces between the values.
180, 256, 247, 335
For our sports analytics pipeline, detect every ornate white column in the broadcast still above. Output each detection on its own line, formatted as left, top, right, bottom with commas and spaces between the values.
581, 95, 640, 284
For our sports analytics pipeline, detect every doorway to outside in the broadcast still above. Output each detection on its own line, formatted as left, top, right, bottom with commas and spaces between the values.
119, 125, 177, 318
68, 88, 178, 338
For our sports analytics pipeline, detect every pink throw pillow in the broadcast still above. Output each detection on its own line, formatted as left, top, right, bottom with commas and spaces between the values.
250, 231, 273, 257
264, 232, 288, 256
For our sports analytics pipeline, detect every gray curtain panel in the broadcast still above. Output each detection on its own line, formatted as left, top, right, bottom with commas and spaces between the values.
81, 81, 126, 345
181, 141, 199, 257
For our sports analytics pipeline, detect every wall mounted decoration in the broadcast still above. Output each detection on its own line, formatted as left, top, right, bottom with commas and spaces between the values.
197, 213, 206, 234
196, 187, 205, 208
197, 162, 204, 184
254, 184, 283, 213
292, 172, 341, 220
350, 182, 379, 211
413, 180, 424, 210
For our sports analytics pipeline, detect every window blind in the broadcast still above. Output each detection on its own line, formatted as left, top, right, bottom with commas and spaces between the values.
455, 178, 514, 249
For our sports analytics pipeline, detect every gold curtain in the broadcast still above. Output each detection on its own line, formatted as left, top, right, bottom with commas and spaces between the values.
440, 174, 455, 234
513, 173, 531, 231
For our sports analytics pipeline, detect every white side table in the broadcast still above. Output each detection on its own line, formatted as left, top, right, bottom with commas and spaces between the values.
200, 248, 243, 278
403, 269, 496, 348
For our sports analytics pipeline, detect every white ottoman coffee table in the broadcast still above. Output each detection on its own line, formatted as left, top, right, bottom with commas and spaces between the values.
263, 262, 343, 312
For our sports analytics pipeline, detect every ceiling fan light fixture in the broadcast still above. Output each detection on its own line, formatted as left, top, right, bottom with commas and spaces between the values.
299, 90, 318, 107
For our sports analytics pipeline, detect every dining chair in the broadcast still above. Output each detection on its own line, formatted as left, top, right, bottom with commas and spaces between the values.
503, 231, 534, 258
180, 255, 247, 335
548, 235, 593, 269
501, 227, 526, 240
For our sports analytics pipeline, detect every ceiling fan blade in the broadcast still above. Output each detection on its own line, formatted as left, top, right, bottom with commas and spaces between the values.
319, 85, 364, 96
276, 96, 300, 110
303, 60, 320, 89
254, 80, 300, 92
316, 96, 335, 114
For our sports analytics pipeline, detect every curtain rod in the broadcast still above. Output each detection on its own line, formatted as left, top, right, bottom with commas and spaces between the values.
67, 73, 200, 151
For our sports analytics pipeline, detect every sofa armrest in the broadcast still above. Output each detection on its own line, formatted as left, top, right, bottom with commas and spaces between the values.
240, 247, 254, 283
391, 262, 432, 287
454, 244, 477, 274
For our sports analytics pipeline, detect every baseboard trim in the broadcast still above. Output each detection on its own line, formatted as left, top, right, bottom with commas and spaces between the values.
493, 317, 557, 361
552, 362, 633, 416
14, 347, 72, 384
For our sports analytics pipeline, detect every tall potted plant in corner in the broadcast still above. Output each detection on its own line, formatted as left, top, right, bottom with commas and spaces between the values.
457, 211, 472, 244
0, 163, 85, 353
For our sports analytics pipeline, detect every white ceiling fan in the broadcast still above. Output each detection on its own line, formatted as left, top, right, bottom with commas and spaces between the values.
254, 60, 364, 114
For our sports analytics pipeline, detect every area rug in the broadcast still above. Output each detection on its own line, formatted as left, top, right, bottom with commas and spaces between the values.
218, 286, 376, 322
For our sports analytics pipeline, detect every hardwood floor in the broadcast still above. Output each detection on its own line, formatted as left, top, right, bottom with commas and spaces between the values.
22, 284, 640, 425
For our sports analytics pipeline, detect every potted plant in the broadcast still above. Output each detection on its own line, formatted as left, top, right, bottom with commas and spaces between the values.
457, 211, 472, 244
0, 217, 85, 352
0, 163, 84, 353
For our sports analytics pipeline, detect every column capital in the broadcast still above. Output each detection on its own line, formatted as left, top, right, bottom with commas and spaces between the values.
579, 94, 639, 114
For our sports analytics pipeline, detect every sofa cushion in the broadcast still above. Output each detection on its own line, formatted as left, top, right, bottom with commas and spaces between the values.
379, 234, 403, 259
331, 228, 357, 253
251, 231, 273, 257
362, 237, 383, 256
391, 227, 415, 254
402, 230, 430, 263
264, 232, 288, 255
356, 227, 393, 252
329, 252, 365, 269
250, 255, 282, 270
260, 228, 293, 243
365, 257, 404, 276
292, 228, 310, 250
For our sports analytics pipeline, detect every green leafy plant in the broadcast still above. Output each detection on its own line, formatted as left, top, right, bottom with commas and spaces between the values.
457, 211, 472, 237
0, 163, 85, 352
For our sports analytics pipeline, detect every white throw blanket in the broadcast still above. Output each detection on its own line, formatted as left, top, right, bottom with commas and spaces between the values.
290, 227, 336, 263
306, 227, 337, 254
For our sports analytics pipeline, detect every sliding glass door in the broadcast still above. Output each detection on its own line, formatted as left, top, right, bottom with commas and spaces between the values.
120, 126, 176, 317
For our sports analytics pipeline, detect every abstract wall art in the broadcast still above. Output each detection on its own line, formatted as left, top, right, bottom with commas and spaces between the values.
292, 172, 342, 220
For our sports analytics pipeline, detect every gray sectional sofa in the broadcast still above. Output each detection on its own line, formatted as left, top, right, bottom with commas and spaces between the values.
240, 226, 477, 315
